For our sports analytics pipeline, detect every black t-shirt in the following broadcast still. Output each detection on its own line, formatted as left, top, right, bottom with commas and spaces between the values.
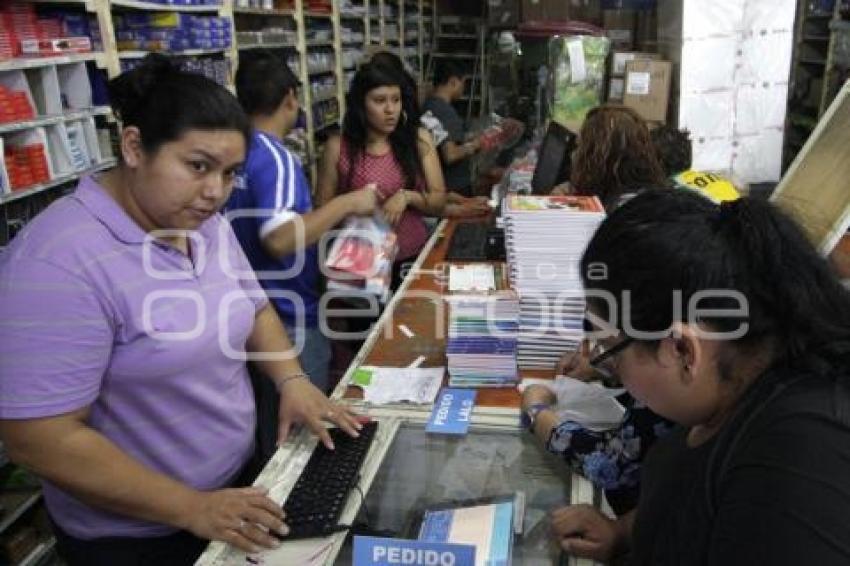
421, 96, 471, 193
630, 369, 850, 565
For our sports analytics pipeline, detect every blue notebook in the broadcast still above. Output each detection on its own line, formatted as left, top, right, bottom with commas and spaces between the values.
418, 499, 514, 566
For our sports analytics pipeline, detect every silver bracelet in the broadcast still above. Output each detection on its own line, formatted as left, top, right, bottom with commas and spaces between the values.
274, 373, 308, 391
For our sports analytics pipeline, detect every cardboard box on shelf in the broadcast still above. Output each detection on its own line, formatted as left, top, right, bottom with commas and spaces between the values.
603, 8, 636, 50
489, 0, 520, 27
611, 50, 660, 76
623, 59, 671, 123
521, 0, 570, 22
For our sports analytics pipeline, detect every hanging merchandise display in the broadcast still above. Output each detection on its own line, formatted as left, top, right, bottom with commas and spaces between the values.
548, 34, 611, 131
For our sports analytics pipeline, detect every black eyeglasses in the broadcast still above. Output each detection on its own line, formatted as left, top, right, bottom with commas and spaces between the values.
587, 336, 634, 379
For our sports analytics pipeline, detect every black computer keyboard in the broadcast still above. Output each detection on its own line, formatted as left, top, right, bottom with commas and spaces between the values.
278, 421, 378, 540
446, 222, 490, 261
446, 222, 506, 262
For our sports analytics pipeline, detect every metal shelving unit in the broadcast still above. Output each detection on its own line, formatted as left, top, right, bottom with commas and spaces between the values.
0, 159, 116, 205
0, 0, 433, 233
426, 11, 486, 122
785, 0, 850, 168
0, 0, 121, 242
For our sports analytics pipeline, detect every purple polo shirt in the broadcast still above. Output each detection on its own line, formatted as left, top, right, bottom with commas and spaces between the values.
0, 176, 267, 539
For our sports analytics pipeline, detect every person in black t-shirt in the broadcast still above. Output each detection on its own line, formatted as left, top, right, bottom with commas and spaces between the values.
421, 61, 490, 218
551, 189, 850, 565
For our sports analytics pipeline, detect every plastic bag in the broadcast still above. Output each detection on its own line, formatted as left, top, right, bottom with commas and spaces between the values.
548, 35, 611, 129
325, 215, 398, 302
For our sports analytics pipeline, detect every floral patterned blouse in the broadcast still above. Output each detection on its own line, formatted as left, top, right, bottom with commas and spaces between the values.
546, 392, 675, 515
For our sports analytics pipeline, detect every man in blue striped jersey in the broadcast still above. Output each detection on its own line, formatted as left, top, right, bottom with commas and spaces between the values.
227, 50, 377, 458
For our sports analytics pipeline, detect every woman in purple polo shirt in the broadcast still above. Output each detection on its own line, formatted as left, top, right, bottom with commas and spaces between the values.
0, 55, 361, 565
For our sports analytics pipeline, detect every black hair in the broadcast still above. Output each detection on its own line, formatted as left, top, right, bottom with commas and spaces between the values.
581, 189, 850, 377
369, 50, 404, 74
650, 125, 692, 176
342, 62, 423, 190
236, 49, 300, 116
369, 49, 420, 116
108, 53, 250, 155
433, 60, 464, 86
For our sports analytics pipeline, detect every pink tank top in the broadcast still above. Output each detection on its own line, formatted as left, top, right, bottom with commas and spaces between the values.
337, 137, 428, 261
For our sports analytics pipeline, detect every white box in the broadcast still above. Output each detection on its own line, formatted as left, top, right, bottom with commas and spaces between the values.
679, 37, 737, 93
44, 123, 74, 176
679, 90, 735, 138
81, 116, 101, 165
742, 0, 796, 31
57, 62, 93, 111
682, 0, 744, 39
691, 136, 734, 174
25, 65, 62, 116
64, 120, 91, 171
732, 129, 784, 182
735, 83, 789, 135
738, 30, 794, 84
659, 0, 795, 184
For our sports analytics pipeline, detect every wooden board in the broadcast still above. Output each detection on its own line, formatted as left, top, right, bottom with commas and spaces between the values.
772, 80, 850, 255
341, 219, 556, 410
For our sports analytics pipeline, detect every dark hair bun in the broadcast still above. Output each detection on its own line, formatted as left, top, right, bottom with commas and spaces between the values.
108, 53, 179, 123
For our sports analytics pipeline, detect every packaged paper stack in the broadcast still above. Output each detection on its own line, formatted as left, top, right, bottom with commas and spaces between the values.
503, 195, 605, 369
445, 264, 519, 388
325, 215, 397, 303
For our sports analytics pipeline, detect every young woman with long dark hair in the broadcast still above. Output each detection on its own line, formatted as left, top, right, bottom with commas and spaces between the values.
317, 62, 445, 266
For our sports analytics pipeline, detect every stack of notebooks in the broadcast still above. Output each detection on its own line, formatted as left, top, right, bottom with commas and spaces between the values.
503, 195, 606, 369
445, 264, 520, 388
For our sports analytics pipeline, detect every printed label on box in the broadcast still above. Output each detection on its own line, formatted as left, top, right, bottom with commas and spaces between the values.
566, 38, 587, 84
626, 71, 651, 96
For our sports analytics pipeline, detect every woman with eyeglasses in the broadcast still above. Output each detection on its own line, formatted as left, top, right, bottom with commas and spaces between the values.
316, 61, 446, 278
546, 189, 850, 564
522, 325, 674, 517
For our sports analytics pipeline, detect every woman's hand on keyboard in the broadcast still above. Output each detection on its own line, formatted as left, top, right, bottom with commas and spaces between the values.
184, 486, 288, 553
276, 377, 363, 449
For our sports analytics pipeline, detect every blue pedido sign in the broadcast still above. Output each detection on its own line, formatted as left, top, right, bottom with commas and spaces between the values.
426, 388, 476, 435
353, 536, 475, 566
